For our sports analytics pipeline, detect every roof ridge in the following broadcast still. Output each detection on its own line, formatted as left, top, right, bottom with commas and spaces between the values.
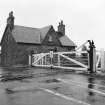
39, 25, 52, 29
14, 25, 40, 30
14, 25, 52, 30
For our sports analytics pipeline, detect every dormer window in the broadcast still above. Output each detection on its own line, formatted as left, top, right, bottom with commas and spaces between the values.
48, 36, 53, 42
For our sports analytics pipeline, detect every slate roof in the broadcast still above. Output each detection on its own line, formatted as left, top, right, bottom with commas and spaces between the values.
11, 25, 76, 47
12, 25, 52, 44
40, 25, 52, 40
60, 36, 76, 46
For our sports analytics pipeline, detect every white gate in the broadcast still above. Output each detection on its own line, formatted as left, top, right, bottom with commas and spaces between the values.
31, 51, 89, 71
29, 40, 105, 72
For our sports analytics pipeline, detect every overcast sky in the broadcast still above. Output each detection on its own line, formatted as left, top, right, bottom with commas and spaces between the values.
0, 0, 105, 49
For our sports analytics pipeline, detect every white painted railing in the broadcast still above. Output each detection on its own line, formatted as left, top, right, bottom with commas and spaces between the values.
28, 48, 105, 73
30, 51, 89, 71
59, 53, 88, 68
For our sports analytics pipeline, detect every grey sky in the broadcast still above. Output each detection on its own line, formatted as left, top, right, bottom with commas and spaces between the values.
0, 0, 105, 49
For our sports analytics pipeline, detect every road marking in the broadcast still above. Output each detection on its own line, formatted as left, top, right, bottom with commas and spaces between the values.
57, 78, 105, 96
6, 85, 91, 105
40, 88, 91, 105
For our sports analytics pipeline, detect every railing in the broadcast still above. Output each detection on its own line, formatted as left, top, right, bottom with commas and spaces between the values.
30, 51, 89, 71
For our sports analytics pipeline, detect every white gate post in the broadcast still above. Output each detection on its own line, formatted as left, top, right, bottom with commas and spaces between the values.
58, 54, 60, 66
100, 49, 105, 72
29, 55, 31, 66
41, 53, 43, 65
93, 48, 96, 72
50, 51, 53, 66
88, 53, 90, 69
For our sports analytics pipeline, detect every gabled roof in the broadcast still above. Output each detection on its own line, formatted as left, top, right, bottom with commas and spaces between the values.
40, 25, 52, 40
12, 25, 52, 44
10, 25, 76, 47
60, 35, 76, 46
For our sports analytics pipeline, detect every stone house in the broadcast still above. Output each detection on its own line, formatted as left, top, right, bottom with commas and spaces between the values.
1, 12, 76, 66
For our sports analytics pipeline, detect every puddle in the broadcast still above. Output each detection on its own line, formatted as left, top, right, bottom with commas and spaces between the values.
5, 87, 42, 94
44, 79, 60, 83
5, 88, 15, 94
1, 75, 34, 82
52, 86, 60, 91
87, 77, 95, 96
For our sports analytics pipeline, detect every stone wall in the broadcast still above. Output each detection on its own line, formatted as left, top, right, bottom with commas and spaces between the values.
11, 43, 74, 66
1, 28, 18, 66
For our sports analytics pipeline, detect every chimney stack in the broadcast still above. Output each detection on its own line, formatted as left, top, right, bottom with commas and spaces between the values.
7, 11, 15, 30
58, 20, 65, 35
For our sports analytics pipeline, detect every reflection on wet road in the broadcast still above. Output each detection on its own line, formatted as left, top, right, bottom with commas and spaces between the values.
0, 67, 105, 105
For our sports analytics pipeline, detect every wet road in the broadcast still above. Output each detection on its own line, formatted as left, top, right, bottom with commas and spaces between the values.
0, 67, 105, 105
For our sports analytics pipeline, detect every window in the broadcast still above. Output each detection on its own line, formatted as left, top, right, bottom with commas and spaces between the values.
48, 36, 53, 42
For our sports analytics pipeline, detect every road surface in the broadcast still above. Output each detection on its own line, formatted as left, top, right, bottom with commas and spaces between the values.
0, 67, 105, 105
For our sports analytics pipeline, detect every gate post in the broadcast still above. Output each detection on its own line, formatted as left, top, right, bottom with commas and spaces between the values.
93, 46, 96, 72
88, 40, 96, 73
100, 49, 105, 72
58, 54, 60, 66
29, 55, 31, 66
50, 51, 53, 67
29, 50, 34, 66
41, 53, 44, 65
